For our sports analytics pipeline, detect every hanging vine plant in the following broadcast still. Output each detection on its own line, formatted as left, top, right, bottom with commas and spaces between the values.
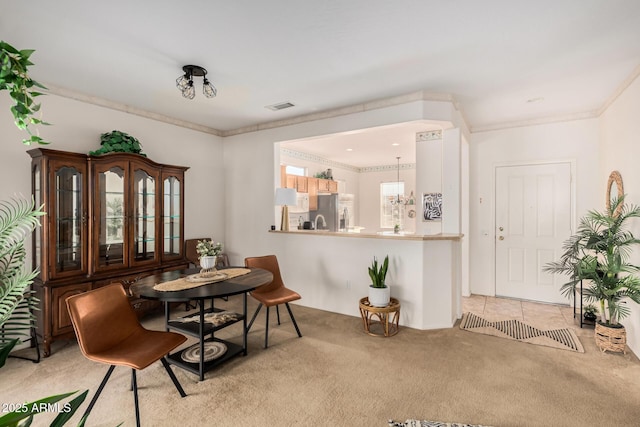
0, 40, 49, 145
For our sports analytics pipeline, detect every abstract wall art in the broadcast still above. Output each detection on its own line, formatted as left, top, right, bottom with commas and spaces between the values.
422, 192, 442, 221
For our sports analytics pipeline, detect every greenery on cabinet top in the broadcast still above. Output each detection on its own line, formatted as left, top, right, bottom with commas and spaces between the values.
89, 130, 146, 156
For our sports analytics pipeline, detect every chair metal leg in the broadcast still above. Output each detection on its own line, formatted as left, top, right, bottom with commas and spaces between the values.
161, 357, 186, 397
132, 369, 140, 427
82, 365, 116, 422
247, 303, 263, 333
276, 305, 281, 325
265, 306, 270, 348
285, 303, 303, 338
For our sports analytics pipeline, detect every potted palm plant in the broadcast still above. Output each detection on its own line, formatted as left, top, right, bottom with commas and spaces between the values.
544, 196, 640, 353
368, 255, 390, 307
0, 197, 45, 367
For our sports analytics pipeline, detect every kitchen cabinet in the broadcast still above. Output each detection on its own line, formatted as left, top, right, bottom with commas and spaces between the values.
280, 165, 287, 188
284, 173, 309, 193
285, 174, 296, 189
28, 148, 189, 356
317, 178, 338, 194
296, 176, 308, 193
308, 177, 318, 211
308, 177, 338, 211
317, 178, 329, 193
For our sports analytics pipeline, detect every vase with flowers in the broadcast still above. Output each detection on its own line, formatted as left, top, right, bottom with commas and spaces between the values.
196, 239, 223, 271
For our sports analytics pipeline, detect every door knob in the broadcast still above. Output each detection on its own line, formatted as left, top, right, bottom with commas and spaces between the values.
499, 236, 504, 240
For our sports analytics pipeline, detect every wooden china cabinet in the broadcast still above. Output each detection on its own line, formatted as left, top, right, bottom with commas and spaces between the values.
29, 148, 189, 356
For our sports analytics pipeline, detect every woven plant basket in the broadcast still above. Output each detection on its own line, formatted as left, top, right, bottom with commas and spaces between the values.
595, 322, 626, 354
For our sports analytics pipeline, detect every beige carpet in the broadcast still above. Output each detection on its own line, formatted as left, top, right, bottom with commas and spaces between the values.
460, 312, 585, 353
2, 297, 640, 427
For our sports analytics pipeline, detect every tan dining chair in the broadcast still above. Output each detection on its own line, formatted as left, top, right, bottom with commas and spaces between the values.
66, 283, 187, 427
184, 238, 207, 267
244, 255, 302, 348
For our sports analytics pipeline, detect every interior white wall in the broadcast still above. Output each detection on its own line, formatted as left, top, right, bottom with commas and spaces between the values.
461, 133, 470, 297
441, 128, 461, 234
416, 137, 443, 235
469, 118, 601, 297
599, 74, 640, 356
0, 93, 224, 254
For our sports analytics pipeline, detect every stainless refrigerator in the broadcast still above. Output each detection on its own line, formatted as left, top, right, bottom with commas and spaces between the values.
312, 194, 339, 231
311, 194, 354, 231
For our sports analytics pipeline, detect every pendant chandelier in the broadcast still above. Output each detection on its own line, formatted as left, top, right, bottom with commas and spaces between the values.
389, 156, 415, 206
176, 65, 217, 99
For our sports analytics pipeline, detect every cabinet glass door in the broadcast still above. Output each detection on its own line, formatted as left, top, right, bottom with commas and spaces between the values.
133, 168, 157, 262
55, 166, 83, 274
163, 176, 181, 258
97, 166, 126, 268
32, 164, 41, 271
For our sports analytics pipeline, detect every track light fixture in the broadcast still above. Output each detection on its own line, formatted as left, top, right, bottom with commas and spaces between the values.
176, 65, 217, 99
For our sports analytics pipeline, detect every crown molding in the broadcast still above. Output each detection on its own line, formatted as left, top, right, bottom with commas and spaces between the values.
46, 83, 457, 139
470, 110, 598, 133
45, 63, 640, 138
597, 63, 640, 116
221, 91, 455, 137
44, 83, 223, 136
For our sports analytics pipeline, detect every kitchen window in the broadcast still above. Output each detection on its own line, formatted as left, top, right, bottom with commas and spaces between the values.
380, 181, 404, 229
285, 165, 306, 176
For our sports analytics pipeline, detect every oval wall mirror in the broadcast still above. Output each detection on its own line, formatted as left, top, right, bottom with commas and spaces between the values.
606, 170, 624, 217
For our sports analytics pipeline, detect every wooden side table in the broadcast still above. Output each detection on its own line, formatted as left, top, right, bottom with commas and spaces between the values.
359, 297, 400, 337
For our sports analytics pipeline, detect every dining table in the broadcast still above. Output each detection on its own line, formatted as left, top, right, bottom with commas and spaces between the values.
130, 266, 273, 381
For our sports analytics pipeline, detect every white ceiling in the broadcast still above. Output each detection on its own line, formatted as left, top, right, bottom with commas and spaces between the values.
280, 121, 444, 168
3, 1, 640, 166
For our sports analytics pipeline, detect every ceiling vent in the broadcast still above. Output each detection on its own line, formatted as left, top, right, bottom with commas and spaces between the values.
266, 101, 295, 111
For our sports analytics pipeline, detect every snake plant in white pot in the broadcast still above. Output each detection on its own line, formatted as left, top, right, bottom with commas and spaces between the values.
368, 255, 390, 307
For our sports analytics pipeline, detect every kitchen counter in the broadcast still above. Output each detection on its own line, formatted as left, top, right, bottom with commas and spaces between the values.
269, 228, 463, 330
270, 229, 463, 241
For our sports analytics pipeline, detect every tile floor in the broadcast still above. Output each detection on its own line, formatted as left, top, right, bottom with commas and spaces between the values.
462, 294, 594, 338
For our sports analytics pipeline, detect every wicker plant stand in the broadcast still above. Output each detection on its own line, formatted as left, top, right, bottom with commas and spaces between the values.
595, 322, 627, 354
359, 297, 400, 337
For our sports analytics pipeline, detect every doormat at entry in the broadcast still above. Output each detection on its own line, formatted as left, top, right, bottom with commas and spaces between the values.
459, 312, 584, 353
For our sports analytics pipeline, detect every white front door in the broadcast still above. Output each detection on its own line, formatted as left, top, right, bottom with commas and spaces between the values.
495, 163, 572, 303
